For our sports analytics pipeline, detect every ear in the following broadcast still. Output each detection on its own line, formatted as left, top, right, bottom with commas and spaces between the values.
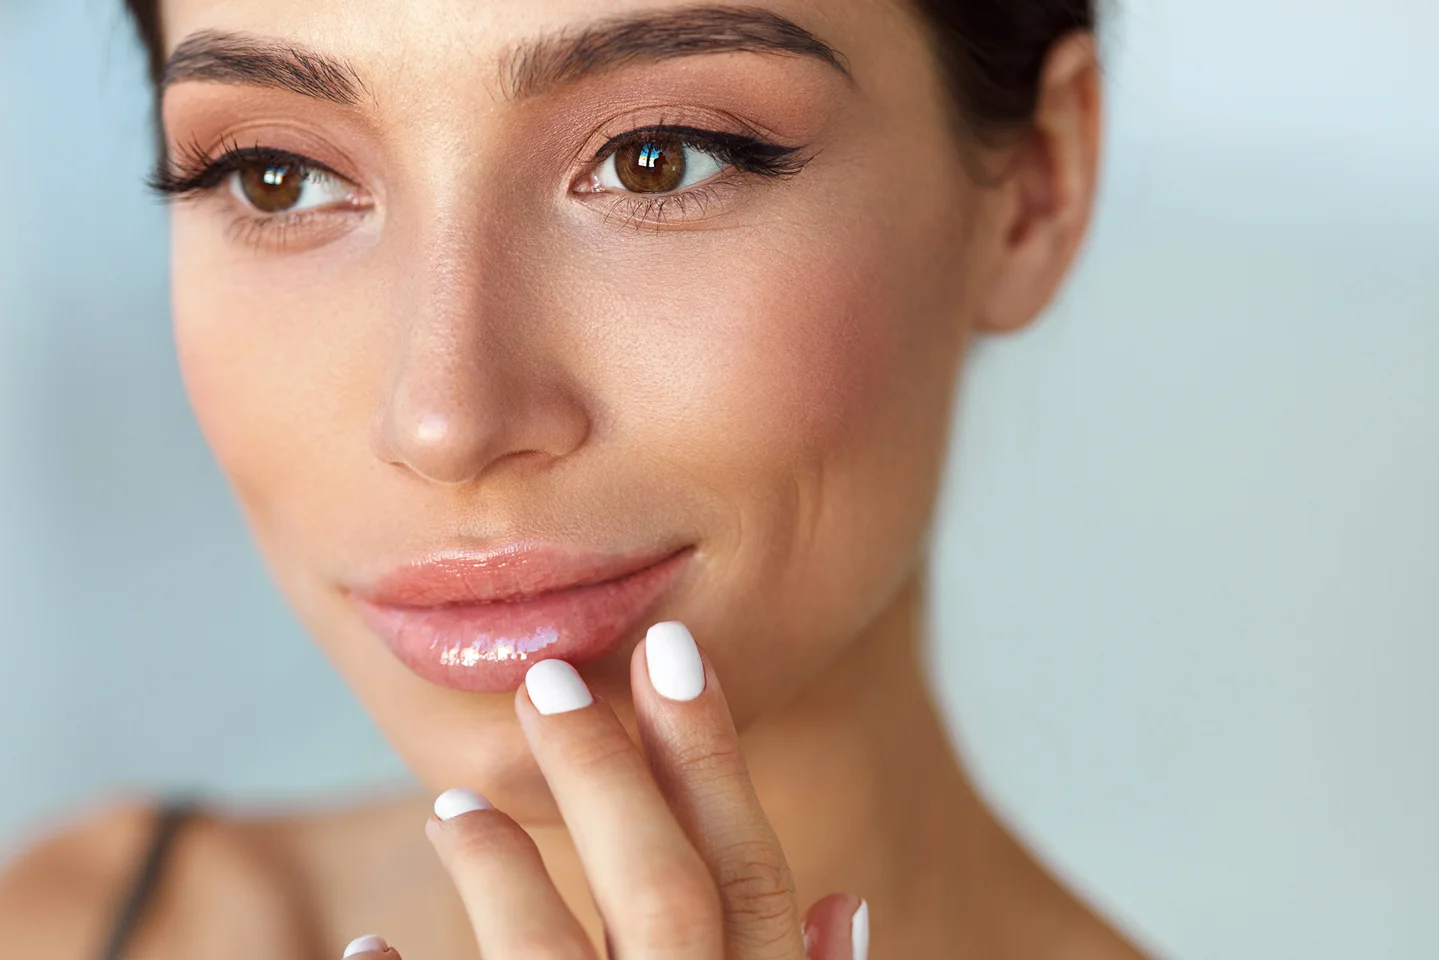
975, 31, 1104, 335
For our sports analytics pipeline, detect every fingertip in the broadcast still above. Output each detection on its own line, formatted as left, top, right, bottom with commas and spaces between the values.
523, 658, 594, 715
644, 620, 706, 702
426, 788, 501, 852
852, 898, 870, 960
342, 934, 391, 958
434, 787, 493, 821
802, 893, 867, 960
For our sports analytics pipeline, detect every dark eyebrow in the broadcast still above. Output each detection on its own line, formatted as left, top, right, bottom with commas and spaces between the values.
161, 30, 368, 106
158, 8, 845, 108
502, 5, 851, 99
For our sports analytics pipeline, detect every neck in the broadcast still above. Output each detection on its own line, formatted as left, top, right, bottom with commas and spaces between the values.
740, 563, 956, 899
715, 563, 1134, 956
734, 563, 985, 954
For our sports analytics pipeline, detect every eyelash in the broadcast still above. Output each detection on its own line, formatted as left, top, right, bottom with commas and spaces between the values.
148, 125, 810, 237
582, 124, 809, 228
590, 125, 807, 180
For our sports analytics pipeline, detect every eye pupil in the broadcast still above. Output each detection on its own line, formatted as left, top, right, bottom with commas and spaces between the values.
616, 138, 685, 193
239, 163, 305, 213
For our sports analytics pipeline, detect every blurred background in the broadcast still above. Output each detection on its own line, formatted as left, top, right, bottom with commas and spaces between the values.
1, 0, 1435, 956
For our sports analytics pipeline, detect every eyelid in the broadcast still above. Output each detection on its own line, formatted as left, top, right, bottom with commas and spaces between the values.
588, 124, 798, 166
149, 140, 361, 202
569, 121, 813, 229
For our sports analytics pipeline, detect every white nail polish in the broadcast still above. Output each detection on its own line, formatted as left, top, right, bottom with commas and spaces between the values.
645, 621, 705, 702
434, 787, 492, 821
525, 659, 593, 714
343, 933, 388, 957
851, 900, 869, 960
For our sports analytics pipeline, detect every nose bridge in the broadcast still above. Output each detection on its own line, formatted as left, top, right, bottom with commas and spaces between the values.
372, 205, 587, 486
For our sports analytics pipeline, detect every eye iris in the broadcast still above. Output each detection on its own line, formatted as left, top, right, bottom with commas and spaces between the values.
239, 163, 305, 213
615, 138, 686, 193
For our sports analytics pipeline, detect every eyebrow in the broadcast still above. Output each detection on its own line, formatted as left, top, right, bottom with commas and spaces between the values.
502, 6, 851, 99
160, 7, 847, 106
161, 30, 367, 106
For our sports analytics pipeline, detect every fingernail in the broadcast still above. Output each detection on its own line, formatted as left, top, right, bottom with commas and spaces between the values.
342, 933, 387, 957
645, 620, 705, 702
851, 899, 869, 960
434, 787, 492, 821
525, 658, 593, 715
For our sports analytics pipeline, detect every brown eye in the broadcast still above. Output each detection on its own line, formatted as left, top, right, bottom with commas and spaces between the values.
614, 138, 687, 193
584, 134, 725, 198
228, 161, 352, 215
237, 163, 305, 212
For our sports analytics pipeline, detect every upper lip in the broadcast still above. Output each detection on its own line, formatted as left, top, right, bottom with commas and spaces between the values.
349, 542, 690, 608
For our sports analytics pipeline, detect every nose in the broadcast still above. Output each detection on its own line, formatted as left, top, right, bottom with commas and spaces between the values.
371, 220, 590, 487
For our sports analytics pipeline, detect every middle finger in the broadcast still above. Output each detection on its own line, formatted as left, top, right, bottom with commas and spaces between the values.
516, 658, 724, 959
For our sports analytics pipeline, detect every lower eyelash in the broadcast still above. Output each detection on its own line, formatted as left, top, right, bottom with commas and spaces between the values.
224, 209, 317, 248
598, 184, 731, 231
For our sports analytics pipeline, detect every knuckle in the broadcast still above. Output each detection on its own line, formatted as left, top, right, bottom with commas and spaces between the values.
444, 815, 533, 864
564, 725, 640, 775
626, 862, 722, 951
670, 734, 747, 783
505, 934, 593, 960
670, 731, 748, 777
716, 843, 798, 923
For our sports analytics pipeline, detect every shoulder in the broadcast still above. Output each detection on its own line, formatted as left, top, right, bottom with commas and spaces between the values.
0, 797, 160, 957
0, 794, 310, 960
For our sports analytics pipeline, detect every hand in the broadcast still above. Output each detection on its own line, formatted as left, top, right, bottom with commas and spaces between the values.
341, 620, 869, 959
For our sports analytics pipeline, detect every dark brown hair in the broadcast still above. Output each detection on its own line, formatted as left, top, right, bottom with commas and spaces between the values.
123, 0, 1094, 138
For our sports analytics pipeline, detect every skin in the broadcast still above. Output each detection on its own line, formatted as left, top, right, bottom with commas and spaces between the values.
0, 0, 1149, 957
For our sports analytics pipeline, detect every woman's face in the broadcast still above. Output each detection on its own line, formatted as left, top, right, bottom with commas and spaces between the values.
159, 0, 1018, 809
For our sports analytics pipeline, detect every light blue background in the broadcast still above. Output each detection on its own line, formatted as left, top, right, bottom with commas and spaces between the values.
2, 1, 1435, 957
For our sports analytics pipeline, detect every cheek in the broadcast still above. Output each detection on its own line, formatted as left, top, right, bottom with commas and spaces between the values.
169, 215, 383, 543
572, 217, 962, 474
566, 198, 968, 719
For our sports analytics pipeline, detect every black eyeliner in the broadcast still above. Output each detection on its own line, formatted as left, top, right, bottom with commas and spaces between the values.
591, 125, 809, 179
148, 142, 331, 200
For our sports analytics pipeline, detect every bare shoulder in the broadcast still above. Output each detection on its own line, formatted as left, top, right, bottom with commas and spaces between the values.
0, 795, 312, 960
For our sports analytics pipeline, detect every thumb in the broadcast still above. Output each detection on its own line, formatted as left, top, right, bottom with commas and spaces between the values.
801, 894, 869, 960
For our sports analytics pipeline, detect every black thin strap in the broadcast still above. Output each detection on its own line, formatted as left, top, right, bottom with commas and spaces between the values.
96, 798, 201, 960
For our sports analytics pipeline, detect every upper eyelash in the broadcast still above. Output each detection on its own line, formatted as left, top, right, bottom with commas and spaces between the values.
146, 125, 807, 210
590, 125, 810, 180
147, 138, 342, 201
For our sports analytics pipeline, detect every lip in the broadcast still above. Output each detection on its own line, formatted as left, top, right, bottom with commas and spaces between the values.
346, 543, 694, 692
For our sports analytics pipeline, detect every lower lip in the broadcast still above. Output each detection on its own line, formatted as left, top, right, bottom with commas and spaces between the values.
349, 547, 693, 692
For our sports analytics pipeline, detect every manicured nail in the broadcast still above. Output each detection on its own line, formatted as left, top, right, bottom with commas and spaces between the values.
645, 620, 705, 702
525, 659, 593, 714
342, 933, 388, 957
851, 899, 869, 960
434, 787, 492, 821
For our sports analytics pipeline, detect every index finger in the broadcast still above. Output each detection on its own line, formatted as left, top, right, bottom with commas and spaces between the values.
633, 621, 806, 960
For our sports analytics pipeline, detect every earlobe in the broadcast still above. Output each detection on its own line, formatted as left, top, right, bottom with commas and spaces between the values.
975, 30, 1104, 335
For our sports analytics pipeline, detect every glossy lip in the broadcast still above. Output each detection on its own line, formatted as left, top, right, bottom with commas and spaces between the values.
346, 543, 694, 693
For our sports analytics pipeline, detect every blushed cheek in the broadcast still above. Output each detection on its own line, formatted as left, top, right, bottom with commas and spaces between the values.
729, 258, 903, 454
674, 188, 968, 646
666, 225, 955, 489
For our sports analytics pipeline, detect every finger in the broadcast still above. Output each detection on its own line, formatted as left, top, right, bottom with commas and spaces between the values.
631, 621, 804, 960
801, 895, 869, 960
340, 934, 402, 958
424, 787, 597, 959
516, 658, 724, 959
